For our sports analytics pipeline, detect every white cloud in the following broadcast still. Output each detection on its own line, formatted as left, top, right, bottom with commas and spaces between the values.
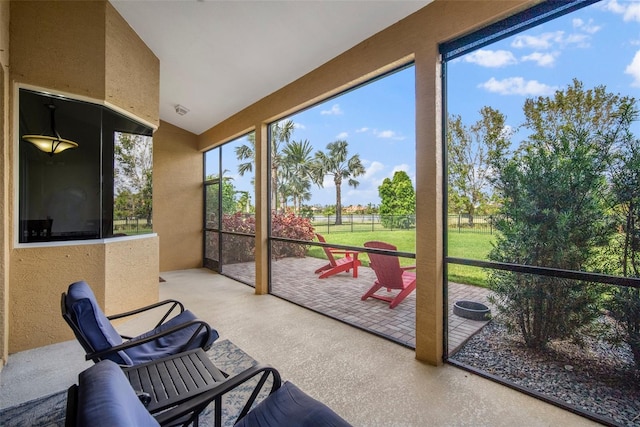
363, 161, 385, 179
320, 104, 343, 115
478, 77, 557, 96
521, 52, 557, 67
563, 33, 591, 48
463, 49, 517, 67
376, 130, 396, 138
602, 0, 640, 22
572, 18, 601, 34
511, 32, 559, 49
373, 129, 405, 140
625, 50, 640, 87
336, 131, 349, 139
355, 127, 369, 133
511, 31, 590, 50
293, 122, 306, 130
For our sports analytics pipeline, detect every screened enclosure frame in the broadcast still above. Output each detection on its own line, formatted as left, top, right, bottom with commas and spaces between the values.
440, 0, 638, 425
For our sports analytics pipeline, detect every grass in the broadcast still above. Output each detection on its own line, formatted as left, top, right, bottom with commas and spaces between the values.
447, 232, 495, 287
307, 229, 495, 287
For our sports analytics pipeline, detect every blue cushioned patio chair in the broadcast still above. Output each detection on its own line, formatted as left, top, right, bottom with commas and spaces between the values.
66, 359, 352, 427
61, 280, 219, 366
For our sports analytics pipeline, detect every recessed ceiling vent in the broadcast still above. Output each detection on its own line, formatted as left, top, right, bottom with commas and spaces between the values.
175, 104, 190, 116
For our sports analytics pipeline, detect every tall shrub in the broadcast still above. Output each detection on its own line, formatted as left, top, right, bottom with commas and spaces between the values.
605, 103, 640, 369
488, 81, 627, 349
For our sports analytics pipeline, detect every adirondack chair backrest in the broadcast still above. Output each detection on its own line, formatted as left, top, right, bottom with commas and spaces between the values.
364, 241, 405, 289
316, 233, 338, 266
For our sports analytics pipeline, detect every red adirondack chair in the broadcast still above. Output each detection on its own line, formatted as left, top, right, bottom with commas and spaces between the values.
361, 241, 416, 309
314, 233, 361, 279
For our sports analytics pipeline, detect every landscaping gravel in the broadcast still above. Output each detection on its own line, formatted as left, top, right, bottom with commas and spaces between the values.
450, 322, 640, 427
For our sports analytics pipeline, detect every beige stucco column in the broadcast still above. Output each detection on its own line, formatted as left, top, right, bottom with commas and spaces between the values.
254, 124, 269, 294
414, 45, 444, 365
0, 0, 9, 366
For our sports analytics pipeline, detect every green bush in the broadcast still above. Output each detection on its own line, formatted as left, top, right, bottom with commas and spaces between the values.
488, 81, 626, 349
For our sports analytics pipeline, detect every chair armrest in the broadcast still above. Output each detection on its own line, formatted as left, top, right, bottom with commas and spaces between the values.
329, 250, 359, 258
401, 265, 416, 271
106, 299, 185, 330
85, 319, 213, 362
65, 385, 79, 427
153, 364, 282, 427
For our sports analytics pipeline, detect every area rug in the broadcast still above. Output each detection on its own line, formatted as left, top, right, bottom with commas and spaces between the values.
0, 339, 267, 427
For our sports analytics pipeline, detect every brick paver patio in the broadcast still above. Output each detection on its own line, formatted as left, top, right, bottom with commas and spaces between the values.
221, 256, 493, 355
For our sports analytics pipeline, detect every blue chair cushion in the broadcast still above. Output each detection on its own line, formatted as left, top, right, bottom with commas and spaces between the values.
124, 309, 219, 365
77, 360, 160, 427
66, 281, 131, 365
235, 381, 352, 427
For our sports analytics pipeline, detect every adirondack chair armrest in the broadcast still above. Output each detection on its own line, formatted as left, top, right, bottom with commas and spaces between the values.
329, 249, 359, 258
401, 265, 416, 271
85, 319, 213, 362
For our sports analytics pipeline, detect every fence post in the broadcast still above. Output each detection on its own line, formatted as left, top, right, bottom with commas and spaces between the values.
351, 214, 353, 232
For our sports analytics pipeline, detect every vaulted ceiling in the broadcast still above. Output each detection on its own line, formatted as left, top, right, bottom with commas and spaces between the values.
110, 1, 431, 135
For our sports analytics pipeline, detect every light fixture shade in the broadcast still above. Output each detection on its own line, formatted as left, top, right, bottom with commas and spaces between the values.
23, 134, 79, 154
22, 103, 79, 155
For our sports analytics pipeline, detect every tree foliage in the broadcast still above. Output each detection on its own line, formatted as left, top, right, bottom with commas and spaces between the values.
309, 140, 365, 225
447, 106, 511, 222
378, 170, 416, 229
281, 139, 314, 214
205, 173, 237, 227
114, 133, 152, 224
234, 121, 295, 211
603, 103, 640, 369
488, 80, 633, 349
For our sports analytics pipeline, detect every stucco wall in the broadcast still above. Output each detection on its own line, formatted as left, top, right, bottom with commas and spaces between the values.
9, 237, 158, 352
104, 237, 159, 315
197, 0, 534, 365
10, 243, 106, 351
105, 2, 160, 128
5, 1, 161, 353
153, 121, 203, 272
10, 1, 106, 99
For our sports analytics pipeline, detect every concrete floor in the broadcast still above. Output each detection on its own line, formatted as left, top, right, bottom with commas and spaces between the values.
1, 268, 598, 426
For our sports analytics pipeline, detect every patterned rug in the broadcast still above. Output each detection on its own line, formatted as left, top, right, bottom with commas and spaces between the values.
0, 340, 266, 427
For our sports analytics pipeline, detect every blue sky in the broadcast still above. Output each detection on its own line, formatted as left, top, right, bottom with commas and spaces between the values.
212, 0, 640, 209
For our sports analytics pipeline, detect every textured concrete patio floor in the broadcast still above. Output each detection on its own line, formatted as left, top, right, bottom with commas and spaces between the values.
221, 256, 493, 353
1, 269, 596, 426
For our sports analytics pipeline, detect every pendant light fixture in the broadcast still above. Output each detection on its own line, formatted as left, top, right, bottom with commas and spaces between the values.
23, 103, 78, 156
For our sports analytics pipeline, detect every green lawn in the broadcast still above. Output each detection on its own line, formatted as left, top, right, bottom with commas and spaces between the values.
447, 232, 495, 287
308, 229, 495, 287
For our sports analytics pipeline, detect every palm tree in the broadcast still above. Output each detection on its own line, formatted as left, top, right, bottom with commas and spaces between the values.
282, 139, 314, 214
310, 140, 365, 225
234, 121, 295, 211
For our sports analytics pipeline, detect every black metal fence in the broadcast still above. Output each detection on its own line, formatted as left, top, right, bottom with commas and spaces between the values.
310, 214, 494, 234
113, 217, 153, 235
310, 214, 411, 233
447, 214, 494, 234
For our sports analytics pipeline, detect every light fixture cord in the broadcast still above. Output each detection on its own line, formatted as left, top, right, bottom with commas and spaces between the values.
48, 104, 61, 156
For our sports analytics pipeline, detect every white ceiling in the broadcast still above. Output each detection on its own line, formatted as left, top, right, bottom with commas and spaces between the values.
110, 1, 431, 135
